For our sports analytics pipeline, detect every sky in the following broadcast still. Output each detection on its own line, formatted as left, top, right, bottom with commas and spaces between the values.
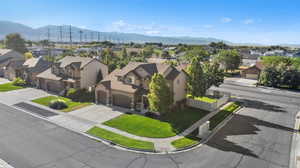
1, 0, 300, 44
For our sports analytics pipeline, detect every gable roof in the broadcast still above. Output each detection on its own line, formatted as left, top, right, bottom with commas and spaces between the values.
58, 56, 96, 69
23, 57, 52, 73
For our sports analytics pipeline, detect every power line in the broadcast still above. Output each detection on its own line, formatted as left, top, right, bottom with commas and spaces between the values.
79, 30, 83, 43
69, 25, 72, 46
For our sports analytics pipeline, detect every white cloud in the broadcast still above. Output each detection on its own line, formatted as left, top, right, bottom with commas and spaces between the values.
243, 19, 254, 25
145, 30, 160, 35
221, 17, 232, 23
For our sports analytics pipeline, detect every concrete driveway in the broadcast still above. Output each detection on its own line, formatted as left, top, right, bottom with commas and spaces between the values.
68, 104, 125, 124
0, 88, 50, 105
225, 77, 258, 87
0, 78, 10, 84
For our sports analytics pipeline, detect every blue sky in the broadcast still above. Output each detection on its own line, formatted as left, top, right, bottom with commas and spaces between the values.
1, 0, 300, 44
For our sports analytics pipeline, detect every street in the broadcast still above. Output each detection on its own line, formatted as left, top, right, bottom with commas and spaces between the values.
0, 83, 299, 168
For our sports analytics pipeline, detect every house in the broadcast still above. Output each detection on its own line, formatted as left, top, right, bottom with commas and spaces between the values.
36, 56, 108, 94
3, 60, 25, 81
22, 57, 52, 86
0, 49, 25, 76
240, 62, 264, 80
95, 62, 187, 111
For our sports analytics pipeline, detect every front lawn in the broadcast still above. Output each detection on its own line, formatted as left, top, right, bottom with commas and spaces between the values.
0, 82, 24, 92
209, 102, 241, 130
171, 130, 200, 149
86, 127, 154, 150
32, 96, 92, 112
104, 107, 209, 138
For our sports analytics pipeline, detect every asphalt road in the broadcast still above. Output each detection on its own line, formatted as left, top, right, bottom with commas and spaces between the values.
0, 84, 299, 168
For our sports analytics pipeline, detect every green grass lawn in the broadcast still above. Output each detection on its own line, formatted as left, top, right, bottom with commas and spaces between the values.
32, 96, 92, 112
86, 127, 155, 150
209, 102, 241, 130
187, 94, 217, 103
171, 137, 199, 149
104, 107, 209, 138
0, 82, 25, 92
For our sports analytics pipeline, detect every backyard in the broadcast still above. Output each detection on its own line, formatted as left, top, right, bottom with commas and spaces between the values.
103, 107, 209, 138
32, 96, 92, 112
0, 82, 25, 92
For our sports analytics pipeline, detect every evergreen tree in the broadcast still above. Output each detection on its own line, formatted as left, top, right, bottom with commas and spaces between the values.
148, 73, 173, 114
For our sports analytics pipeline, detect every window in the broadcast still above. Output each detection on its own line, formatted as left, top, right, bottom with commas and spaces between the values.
125, 77, 132, 84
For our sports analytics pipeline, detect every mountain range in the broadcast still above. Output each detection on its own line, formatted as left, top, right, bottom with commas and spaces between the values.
0, 21, 227, 45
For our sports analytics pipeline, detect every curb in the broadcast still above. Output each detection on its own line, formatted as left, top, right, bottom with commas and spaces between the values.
289, 111, 300, 168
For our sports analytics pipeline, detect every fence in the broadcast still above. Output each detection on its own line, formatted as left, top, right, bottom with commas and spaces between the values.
186, 90, 230, 112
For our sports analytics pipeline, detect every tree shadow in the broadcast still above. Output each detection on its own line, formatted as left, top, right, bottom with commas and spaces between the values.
237, 98, 287, 113
206, 114, 295, 158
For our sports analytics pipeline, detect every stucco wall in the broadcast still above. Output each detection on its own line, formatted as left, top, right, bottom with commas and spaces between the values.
80, 60, 106, 89
172, 71, 187, 103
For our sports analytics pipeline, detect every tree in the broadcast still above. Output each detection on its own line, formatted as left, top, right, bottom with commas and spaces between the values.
183, 48, 209, 63
148, 73, 173, 114
143, 46, 154, 58
203, 62, 224, 90
259, 66, 281, 87
186, 56, 207, 97
161, 50, 170, 58
120, 48, 128, 60
213, 49, 241, 72
24, 52, 33, 60
5, 33, 27, 53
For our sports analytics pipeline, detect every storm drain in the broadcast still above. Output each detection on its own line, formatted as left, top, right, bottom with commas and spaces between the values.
14, 102, 58, 117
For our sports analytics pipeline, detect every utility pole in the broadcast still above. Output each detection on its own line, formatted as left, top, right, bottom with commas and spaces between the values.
97, 32, 100, 42
84, 33, 87, 42
69, 25, 72, 47
79, 30, 83, 43
47, 27, 50, 42
59, 26, 63, 42
90, 32, 94, 42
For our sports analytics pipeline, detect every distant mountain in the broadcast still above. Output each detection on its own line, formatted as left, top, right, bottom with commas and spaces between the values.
0, 21, 227, 44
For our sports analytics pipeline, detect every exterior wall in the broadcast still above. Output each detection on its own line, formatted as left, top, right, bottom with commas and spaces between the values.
95, 84, 110, 104
172, 72, 187, 103
80, 60, 103, 89
126, 72, 140, 85
4, 67, 16, 81
241, 67, 260, 79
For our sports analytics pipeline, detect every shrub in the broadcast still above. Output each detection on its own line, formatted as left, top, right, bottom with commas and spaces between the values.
49, 99, 68, 109
66, 88, 95, 102
12, 77, 26, 86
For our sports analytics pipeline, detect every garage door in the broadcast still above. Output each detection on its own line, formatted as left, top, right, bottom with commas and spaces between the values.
97, 91, 107, 104
112, 94, 132, 108
47, 81, 64, 93
246, 74, 258, 80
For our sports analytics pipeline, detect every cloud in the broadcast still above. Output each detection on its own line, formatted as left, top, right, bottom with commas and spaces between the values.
221, 17, 232, 23
145, 30, 160, 35
243, 19, 254, 24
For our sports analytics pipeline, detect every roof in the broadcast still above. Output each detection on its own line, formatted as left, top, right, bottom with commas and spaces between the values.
0, 49, 12, 56
255, 61, 264, 70
6, 60, 25, 69
36, 68, 62, 81
58, 56, 96, 69
23, 57, 52, 73
98, 62, 183, 94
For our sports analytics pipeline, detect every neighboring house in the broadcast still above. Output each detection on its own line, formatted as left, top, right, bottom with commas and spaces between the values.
22, 57, 52, 86
36, 56, 108, 94
240, 62, 264, 80
0, 49, 25, 76
95, 62, 187, 111
3, 60, 25, 81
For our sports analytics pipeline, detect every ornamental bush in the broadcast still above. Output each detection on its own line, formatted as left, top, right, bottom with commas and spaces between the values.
66, 88, 95, 102
12, 77, 26, 86
49, 99, 68, 110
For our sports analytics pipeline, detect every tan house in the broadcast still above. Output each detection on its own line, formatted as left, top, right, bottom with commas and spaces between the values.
36, 56, 108, 94
3, 60, 25, 81
95, 62, 187, 111
240, 62, 264, 80
0, 49, 25, 76
22, 57, 52, 86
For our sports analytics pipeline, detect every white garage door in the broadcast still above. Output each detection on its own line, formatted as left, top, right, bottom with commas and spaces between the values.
246, 74, 258, 79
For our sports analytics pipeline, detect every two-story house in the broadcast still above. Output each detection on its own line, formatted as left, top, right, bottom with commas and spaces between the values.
0, 49, 25, 77
36, 56, 108, 94
95, 62, 187, 111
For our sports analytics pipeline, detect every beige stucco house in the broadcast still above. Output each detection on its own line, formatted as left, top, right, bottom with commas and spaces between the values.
36, 56, 108, 94
0, 49, 25, 77
95, 62, 187, 111
3, 60, 25, 81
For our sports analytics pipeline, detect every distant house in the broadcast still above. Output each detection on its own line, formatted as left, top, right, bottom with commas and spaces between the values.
3, 60, 25, 81
36, 56, 108, 94
95, 62, 187, 111
240, 62, 264, 80
0, 49, 25, 76
22, 57, 52, 86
